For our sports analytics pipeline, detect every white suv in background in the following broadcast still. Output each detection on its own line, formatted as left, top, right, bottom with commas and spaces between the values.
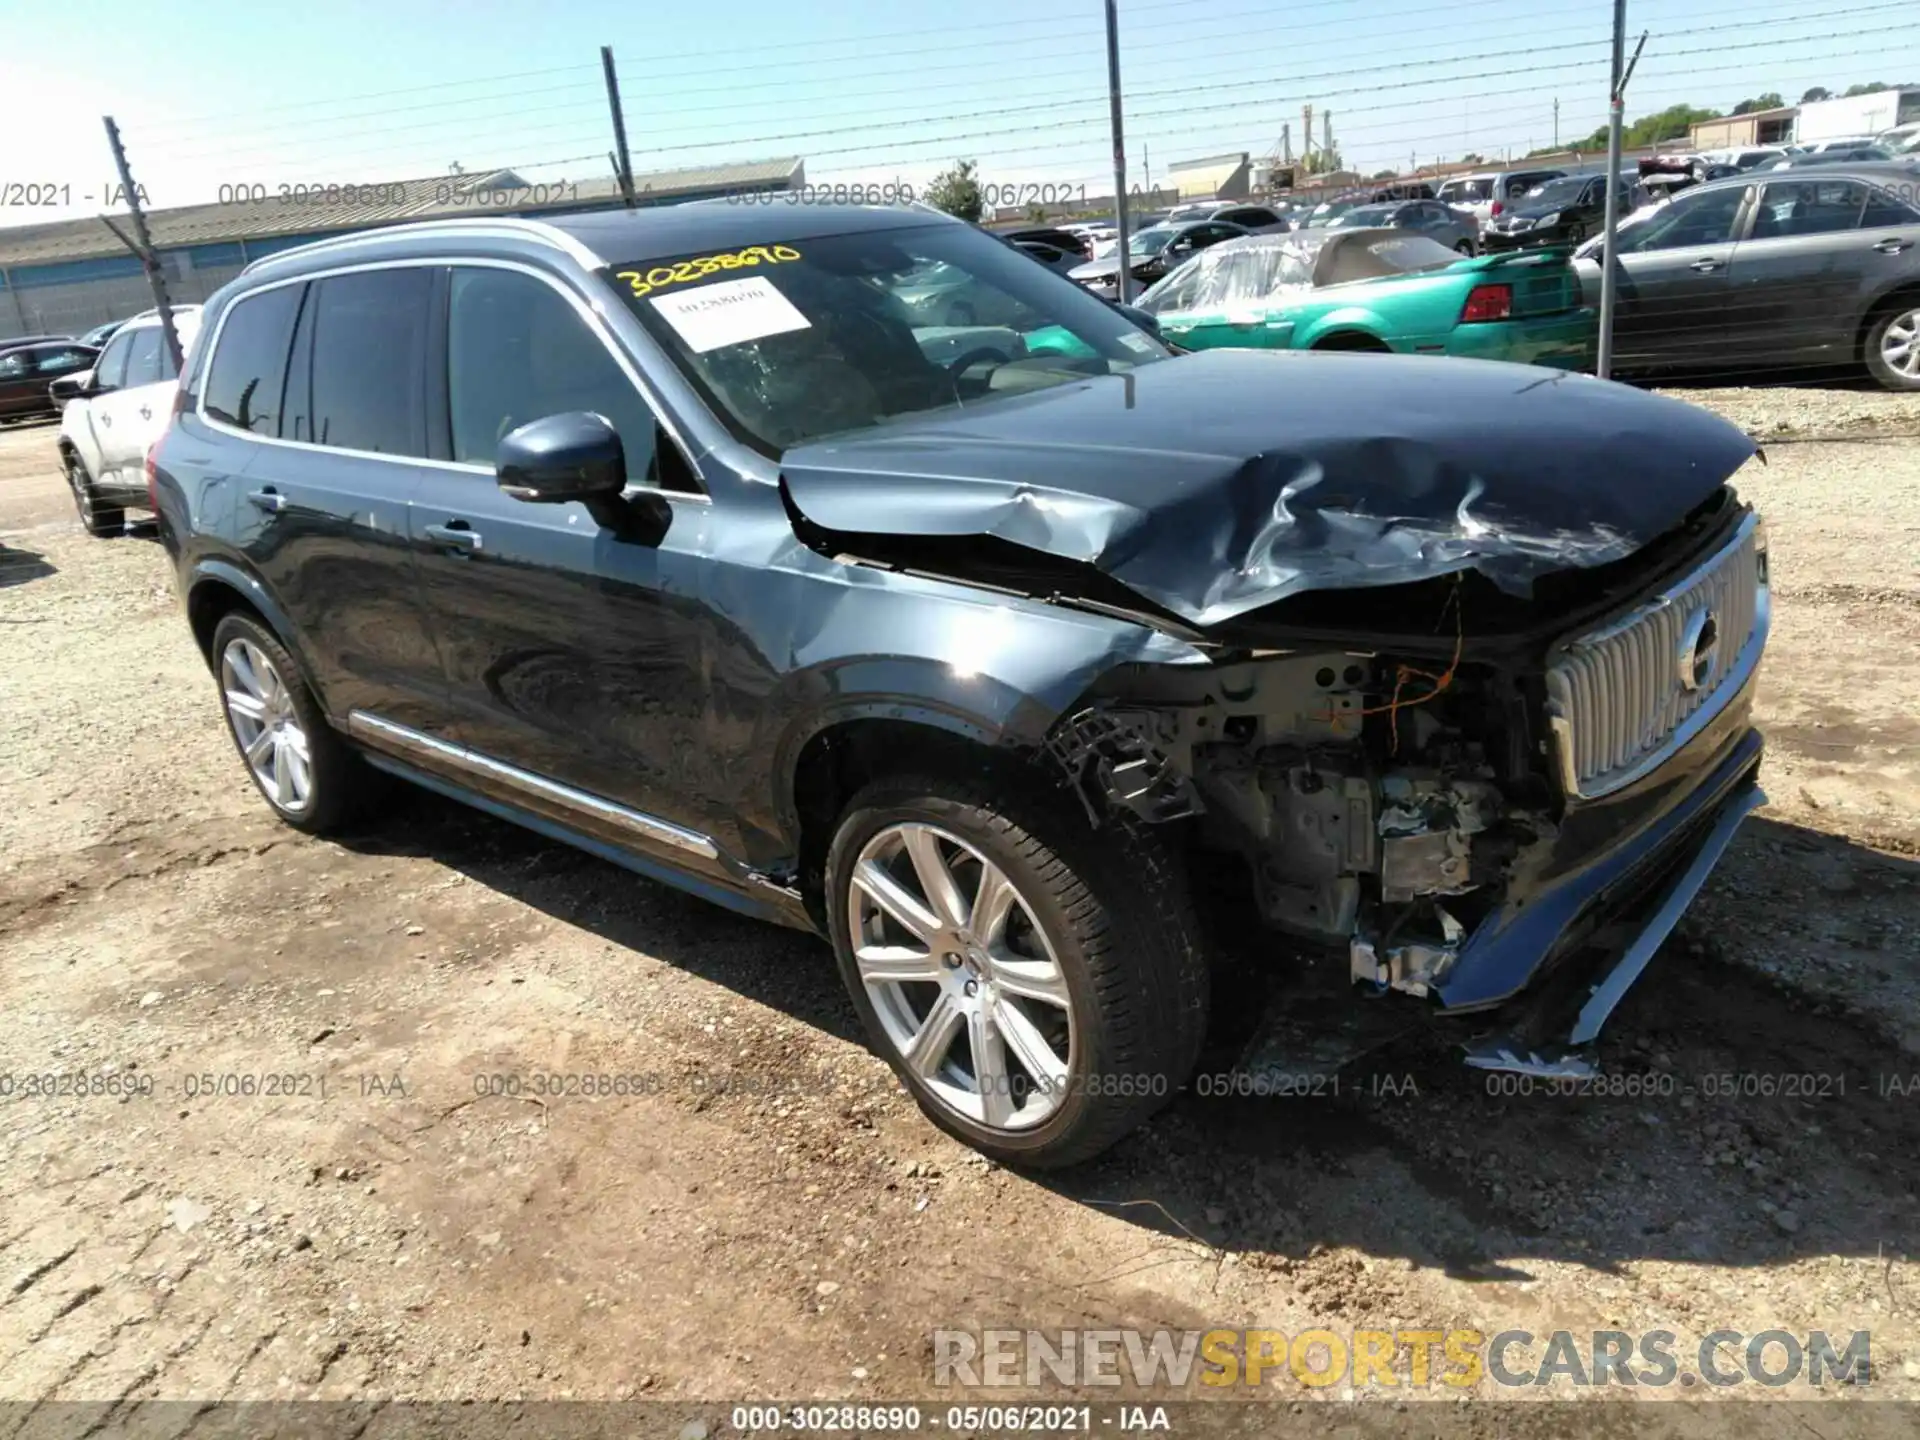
55, 307, 201, 536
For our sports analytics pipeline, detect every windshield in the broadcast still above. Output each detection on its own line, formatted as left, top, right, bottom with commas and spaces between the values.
1306, 198, 1358, 224
1522, 175, 1591, 205
606, 222, 1171, 456
1127, 226, 1177, 255
1332, 205, 1397, 228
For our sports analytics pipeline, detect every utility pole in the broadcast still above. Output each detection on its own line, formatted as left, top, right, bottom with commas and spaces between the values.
1103, 0, 1133, 303
1323, 110, 1333, 166
1597, 16, 1648, 379
1554, 96, 1561, 150
101, 117, 181, 373
602, 46, 637, 208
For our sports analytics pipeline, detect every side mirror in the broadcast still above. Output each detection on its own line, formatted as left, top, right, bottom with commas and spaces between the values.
497, 412, 627, 504
1112, 303, 1162, 338
49, 372, 91, 402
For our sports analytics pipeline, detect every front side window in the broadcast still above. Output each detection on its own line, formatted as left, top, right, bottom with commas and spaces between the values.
121, 327, 166, 386
606, 222, 1168, 455
305, 269, 431, 456
447, 267, 660, 484
1618, 185, 1750, 252
0, 351, 27, 379
92, 331, 135, 390
205, 285, 303, 434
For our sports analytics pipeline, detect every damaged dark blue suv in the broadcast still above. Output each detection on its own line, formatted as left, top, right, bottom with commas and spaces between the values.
152, 204, 1769, 1167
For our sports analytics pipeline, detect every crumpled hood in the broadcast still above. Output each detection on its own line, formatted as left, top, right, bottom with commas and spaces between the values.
779, 348, 1757, 628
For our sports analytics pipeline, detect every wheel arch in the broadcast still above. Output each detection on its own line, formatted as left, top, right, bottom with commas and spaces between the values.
185, 560, 331, 710
1857, 280, 1920, 364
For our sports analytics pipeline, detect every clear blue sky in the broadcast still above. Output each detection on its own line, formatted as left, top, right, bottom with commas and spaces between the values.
4, 0, 1917, 224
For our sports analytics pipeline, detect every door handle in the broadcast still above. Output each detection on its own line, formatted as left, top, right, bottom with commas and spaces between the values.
423, 520, 482, 554
1689, 258, 1723, 272
1873, 237, 1914, 254
246, 487, 285, 513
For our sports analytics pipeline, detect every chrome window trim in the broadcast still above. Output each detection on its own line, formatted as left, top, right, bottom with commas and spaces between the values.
1545, 509, 1769, 800
195, 254, 712, 503
348, 711, 720, 860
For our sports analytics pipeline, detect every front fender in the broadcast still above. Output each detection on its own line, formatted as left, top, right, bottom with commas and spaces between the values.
759, 590, 1208, 851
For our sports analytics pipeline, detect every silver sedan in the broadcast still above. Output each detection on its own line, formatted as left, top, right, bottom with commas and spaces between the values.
1328, 199, 1481, 254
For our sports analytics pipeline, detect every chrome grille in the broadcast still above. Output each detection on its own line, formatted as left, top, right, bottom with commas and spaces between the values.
1545, 511, 1768, 799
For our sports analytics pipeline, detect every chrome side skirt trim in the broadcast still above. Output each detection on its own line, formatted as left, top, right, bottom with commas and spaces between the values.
347, 711, 719, 860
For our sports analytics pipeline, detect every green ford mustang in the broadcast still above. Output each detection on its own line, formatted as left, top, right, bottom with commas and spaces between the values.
1134, 228, 1596, 368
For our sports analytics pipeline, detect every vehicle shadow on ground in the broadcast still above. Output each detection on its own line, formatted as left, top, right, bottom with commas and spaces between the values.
340, 791, 1920, 1277
0, 544, 56, 589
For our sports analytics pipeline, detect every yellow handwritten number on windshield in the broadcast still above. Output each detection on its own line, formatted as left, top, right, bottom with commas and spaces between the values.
617, 245, 802, 299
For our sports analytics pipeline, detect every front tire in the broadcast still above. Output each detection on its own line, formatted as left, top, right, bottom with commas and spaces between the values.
210, 612, 378, 835
826, 771, 1208, 1169
65, 452, 123, 538
1865, 301, 1920, 391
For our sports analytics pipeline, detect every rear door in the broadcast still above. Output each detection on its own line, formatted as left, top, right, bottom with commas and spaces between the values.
212, 269, 449, 733
1726, 176, 1920, 365
1602, 182, 1754, 371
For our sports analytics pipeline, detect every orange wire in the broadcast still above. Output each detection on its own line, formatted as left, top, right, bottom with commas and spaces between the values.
1315, 576, 1466, 752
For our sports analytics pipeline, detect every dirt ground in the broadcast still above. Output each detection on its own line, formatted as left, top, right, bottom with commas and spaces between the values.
1, 385, 1918, 1419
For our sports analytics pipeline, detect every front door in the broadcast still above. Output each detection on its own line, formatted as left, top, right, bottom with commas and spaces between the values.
1604, 182, 1754, 372
407, 263, 718, 844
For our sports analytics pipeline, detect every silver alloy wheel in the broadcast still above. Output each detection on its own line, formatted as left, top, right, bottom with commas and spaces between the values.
220, 638, 313, 813
848, 822, 1073, 1132
1882, 307, 1920, 380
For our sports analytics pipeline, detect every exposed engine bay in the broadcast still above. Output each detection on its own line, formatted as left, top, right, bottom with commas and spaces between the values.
1048, 642, 1566, 1002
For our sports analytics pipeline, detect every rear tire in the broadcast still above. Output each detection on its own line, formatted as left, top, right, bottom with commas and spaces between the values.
825, 770, 1208, 1169
1864, 300, 1920, 391
65, 452, 123, 538
1454, 240, 1475, 255
209, 612, 384, 835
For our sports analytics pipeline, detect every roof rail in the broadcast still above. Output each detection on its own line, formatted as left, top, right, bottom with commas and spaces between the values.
238, 215, 600, 276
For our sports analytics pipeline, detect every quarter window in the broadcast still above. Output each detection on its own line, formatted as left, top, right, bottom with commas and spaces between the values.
445, 267, 660, 484
306, 269, 432, 456
205, 285, 303, 434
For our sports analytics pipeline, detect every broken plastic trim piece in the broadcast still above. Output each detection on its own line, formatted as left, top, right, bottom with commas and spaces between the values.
1044, 706, 1203, 827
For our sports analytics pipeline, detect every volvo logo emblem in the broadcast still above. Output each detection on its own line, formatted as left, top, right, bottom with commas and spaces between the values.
1677, 608, 1720, 692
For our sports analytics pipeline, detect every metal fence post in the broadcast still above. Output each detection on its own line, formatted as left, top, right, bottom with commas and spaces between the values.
1596, 15, 1646, 380
1104, 0, 1132, 303
602, 47, 638, 208
102, 117, 183, 373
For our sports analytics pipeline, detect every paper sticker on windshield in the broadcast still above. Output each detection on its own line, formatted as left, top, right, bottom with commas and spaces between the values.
649, 276, 811, 354
1118, 331, 1157, 353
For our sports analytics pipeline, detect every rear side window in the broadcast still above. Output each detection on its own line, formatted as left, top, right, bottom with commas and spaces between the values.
446, 267, 659, 483
306, 269, 432, 456
205, 286, 303, 434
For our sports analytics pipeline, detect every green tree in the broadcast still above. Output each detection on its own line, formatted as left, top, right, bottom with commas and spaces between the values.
1576, 102, 1721, 150
1370, 168, 1399, 180
1731, 92, 1783, 115
1844, 82, 1891, 97
1302, 146, 1345, 176
925, 160, 984, 222
1801, 86, 1833, 103
1460, 151, 1486, 164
